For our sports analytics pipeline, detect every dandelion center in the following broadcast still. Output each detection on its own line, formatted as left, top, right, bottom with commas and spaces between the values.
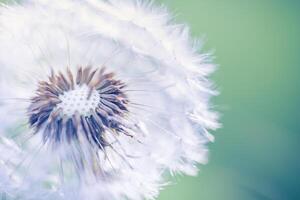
28, 66, 129, 147
57, 84, 100, 118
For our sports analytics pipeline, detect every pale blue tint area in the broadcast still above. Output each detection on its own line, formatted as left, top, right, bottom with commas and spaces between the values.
158, 0, 300, 199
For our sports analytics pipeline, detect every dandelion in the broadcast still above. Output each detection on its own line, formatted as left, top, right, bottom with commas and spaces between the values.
0, 0, 220, 199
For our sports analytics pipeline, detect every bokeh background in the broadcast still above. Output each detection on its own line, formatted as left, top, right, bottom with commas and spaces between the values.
157, 0, 300, 200
1, 0, 299, 199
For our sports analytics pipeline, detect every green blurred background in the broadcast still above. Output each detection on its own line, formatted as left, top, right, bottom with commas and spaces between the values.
157, 0, 300, 200
2, 0, 300, 199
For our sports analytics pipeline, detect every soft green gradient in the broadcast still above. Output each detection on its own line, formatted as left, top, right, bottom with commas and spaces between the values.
157, 0, 300, 200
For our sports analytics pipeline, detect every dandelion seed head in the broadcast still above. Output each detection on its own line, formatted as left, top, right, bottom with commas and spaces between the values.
0, 0, 220, 199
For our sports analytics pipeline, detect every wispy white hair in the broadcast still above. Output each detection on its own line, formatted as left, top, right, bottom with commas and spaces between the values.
0, 0, 220, 199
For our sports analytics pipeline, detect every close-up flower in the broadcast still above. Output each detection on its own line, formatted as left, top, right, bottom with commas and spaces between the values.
0, 0, 219, 199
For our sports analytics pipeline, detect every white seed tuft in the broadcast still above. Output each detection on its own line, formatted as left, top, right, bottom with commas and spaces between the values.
0, 0, 220, 200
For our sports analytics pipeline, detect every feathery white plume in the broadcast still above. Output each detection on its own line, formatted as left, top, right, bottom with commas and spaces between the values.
0, 0, 220, 199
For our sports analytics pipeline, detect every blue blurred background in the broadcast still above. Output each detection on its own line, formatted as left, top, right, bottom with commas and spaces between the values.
157, 0, 300, 199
